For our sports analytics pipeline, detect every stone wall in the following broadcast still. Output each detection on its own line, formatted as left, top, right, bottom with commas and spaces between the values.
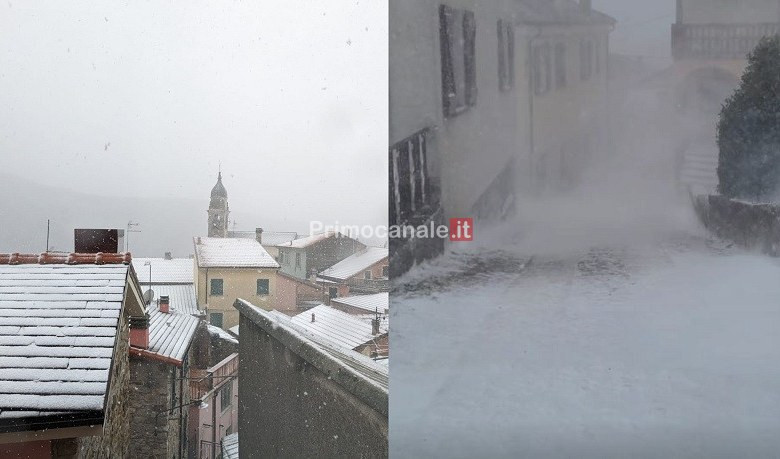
238, 313, 388, 458
693, 194, 780, 255
128, 358, 174, 459
78, 313, 131, 458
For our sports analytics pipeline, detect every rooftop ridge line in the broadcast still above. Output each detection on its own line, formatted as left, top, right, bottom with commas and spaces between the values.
0, 252, 132, 265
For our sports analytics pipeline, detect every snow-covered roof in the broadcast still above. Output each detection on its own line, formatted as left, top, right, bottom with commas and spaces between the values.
516, 0, 616, 26
290, 305, 385, 350
228, 325, 239, 337
347, 312, 390, 337
235, 300, 388, 396
145, 284, 198, 315
0, 264, 132, 427
143, 305, 200, 364
207, 324, 238, 345
261, 232, 300, 247
228, 230, 300, 247
318, 247, 388, 281
132, 258, 194, 284
332, 293, 389, 314
280, 231, 342, 249
194, 237, 279, 269
222, 433, 239, 459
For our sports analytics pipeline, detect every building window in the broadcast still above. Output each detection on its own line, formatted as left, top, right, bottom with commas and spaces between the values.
554, 43, 567, 89
382, 265, 389, 278
532, 43, 551, 95
256, 279, 270, 295
220, 383, 232, 411
440, 4, 477, 117
497, 19, 514, 92
329, 287, 338, 299
580, 39, 593, 81
210, 312, 223, 328
364, 271, 372, 280
295, 252, 301, 269
210, 278, 223, 296
390, 129, 434, 226
279, 252, 284, 264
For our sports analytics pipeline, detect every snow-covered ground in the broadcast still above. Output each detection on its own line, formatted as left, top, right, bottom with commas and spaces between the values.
391, 224, 780, 457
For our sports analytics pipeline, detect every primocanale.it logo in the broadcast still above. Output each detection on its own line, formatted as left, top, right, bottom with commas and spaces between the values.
309, 218, 474, 242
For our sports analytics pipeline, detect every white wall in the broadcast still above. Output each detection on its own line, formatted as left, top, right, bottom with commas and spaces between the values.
390, 0, 525, 218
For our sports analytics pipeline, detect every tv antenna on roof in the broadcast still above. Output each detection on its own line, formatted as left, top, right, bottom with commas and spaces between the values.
125, 221, 141, 253
143, 289, 155, 306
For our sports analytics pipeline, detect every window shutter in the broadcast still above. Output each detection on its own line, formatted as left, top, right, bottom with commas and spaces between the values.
439, 5, 457, 117
507, 23, 515, 88
497, 20, 506, 90
463, 10, 477, 106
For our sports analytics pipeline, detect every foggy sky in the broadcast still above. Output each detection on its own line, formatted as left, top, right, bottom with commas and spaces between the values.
0, 0, 676, 253
0, 1, 388, 237
594, 0, 676, 60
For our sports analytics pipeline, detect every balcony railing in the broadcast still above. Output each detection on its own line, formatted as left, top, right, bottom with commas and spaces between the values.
190, 352, 238, 401
672, 23, 780, 60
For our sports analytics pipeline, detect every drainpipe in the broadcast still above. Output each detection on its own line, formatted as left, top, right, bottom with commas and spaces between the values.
204, 268, 209, 320
527, 26, 543, 193
211, 383, 217, 459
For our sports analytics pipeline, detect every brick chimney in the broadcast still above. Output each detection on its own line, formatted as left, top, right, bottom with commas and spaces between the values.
255, 228, 263, 244
129, 313, 150, 349
311, 312, 316, 323
371, 317, 380, 335
159, 295, 170, 314
164, 252, 172, 260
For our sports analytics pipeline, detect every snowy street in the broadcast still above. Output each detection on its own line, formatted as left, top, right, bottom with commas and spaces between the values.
391, 229, 780, 458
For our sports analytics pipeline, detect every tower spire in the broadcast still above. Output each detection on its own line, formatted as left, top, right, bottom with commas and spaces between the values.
208, 166, 229, 237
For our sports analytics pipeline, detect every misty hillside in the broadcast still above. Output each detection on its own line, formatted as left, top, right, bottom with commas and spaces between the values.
0, 173, 304, 257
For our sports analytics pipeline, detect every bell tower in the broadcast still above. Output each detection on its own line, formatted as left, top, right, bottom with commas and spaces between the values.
207, 170, 230, 237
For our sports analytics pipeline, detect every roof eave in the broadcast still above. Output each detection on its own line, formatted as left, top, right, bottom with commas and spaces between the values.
129, 346, 184, 367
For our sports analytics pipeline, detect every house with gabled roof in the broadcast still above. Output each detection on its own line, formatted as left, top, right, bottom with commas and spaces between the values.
193, 236, 280, 331
318, 247, 389, 298
290, 304, 388, 358
227, 227, 301, 259
331, 292, 389, 316
127, 294, 203, 459
0, 252, 145, 458
277, 231, 365, 282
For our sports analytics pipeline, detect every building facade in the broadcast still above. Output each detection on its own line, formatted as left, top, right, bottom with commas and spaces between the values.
277, 232, 364, 281
318, 247, 389, 298
194, 237, 281, 331
389, 0, 614, 275
188, 352, 239, 459
128, 296, 202, 459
